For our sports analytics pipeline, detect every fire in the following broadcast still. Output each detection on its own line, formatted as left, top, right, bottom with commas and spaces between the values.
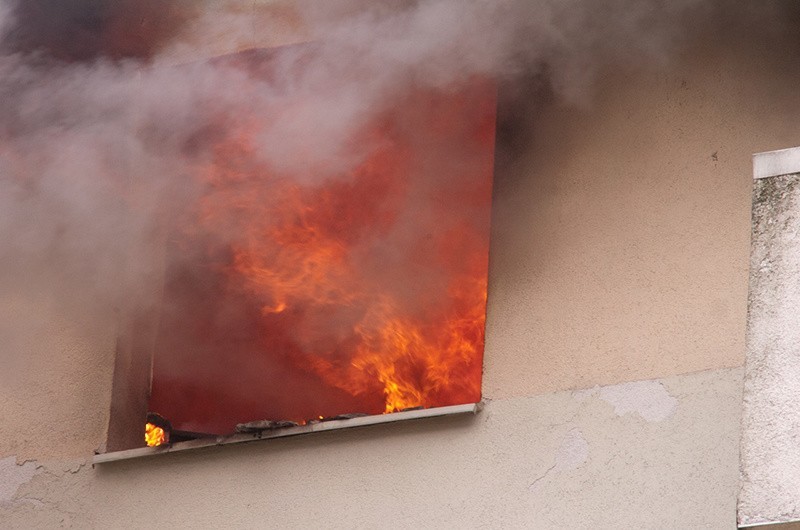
147, 67, 496, 433
220, 94, 491, 416
145, 422, 166, 447
312, 279, 487, 414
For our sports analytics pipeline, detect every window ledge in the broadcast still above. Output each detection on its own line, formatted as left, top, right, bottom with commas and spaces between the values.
93, 402, 481, 464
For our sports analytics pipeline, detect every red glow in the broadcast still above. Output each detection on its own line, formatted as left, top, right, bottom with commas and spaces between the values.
148, 51, 496, 434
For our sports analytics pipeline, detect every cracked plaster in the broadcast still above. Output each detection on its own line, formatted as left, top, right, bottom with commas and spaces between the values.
3, 367, 742, 529
0, 457, 37, 505
5, 24, 800, 528
575, 380, 678, 423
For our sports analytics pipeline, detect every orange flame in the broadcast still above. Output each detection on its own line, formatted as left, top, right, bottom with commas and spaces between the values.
210, 96, 491, 416
145, 423, 166, 447
148, 76, 495, 431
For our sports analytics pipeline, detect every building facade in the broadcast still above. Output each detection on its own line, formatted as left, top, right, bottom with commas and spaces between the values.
2, 3, 800, 528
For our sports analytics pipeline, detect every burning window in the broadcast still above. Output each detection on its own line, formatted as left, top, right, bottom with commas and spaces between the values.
105, 46, 496, 453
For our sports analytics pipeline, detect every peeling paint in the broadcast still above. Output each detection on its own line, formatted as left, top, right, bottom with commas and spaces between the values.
575, 380, 678, 422
572, 386, 599, 401
555, 429, 589, 471
0, 457, 37, 504
529, 428, 589, 492
599, 381, 678, 422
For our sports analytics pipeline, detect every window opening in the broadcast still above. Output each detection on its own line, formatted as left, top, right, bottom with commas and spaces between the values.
102, 45, 496, 457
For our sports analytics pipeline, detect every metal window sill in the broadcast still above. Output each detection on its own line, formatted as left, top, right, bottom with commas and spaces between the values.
93, 402, 481, 464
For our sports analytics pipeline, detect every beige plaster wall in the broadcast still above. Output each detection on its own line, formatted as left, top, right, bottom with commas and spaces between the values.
2, 368, 742, 529
484, 27, 800, 398
2, 16, 799, 530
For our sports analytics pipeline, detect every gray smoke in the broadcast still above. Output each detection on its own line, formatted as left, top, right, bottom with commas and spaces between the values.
0, 0, 795, 384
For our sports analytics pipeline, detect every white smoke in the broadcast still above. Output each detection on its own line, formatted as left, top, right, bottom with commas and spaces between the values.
0, 0, 793, 383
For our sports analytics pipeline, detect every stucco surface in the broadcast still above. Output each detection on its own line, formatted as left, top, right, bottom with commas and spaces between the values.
739, 172, 800, 526
3, 14, 797, 529
0, 299, 116, 461
1, 367, 741, 529
484, 30, 800, 398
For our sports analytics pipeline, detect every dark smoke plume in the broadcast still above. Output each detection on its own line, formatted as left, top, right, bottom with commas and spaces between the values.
1, 0, 198, 62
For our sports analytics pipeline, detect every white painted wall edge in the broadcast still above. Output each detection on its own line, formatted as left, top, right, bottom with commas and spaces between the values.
738, 518, 800, 528
93, 403, 481, 464
753, 146, 800, 179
